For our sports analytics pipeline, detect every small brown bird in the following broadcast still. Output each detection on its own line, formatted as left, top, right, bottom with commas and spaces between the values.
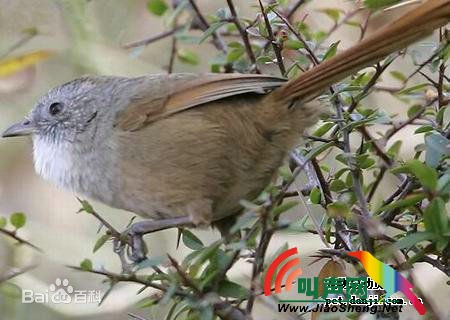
2, 1, 449, 260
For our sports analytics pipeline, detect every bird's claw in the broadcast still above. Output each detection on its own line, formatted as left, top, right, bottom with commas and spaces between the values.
112, 230, 148, 273
125, 228, 148, 263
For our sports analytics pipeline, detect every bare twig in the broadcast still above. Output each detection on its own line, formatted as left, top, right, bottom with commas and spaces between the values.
0, 28, 38, 59
348, 62, 395, 113
226, 0, 260, 73
0, 228, 42, 252
122, 27, 183, 49
168, 37, 178, 74
359, 11, 372, 40
286, 0, 306, 21
317, 8, 364, 48
128, 313, 149, 320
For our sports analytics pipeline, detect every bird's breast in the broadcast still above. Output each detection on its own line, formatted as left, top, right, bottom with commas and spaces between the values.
32, 136, 117, 204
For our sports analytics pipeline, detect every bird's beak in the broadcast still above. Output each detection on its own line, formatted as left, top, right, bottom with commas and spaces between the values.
2, 119, 36, 138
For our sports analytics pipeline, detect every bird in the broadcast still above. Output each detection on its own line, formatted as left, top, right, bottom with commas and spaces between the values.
347, 250, 426, 315
2, 0, 449, 261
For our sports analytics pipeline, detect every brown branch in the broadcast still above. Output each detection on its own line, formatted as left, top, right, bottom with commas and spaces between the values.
332, 94, 374, 252
246, 208, 271, 314
272, 9, 319, 66
0, 228, 42, 252
122, 27, 183, 49
317, 8, 364, 48
226, 0, 260, 73
359, 11, 372, 40
167, 254, 202, 295
168, 37, 177, 73
385, 105, 428, 140
286, 0, 306, 21
348, 62, 394, 113
257, 0, 286, 76
188, 0, 227, 53
367, 167, 386, 203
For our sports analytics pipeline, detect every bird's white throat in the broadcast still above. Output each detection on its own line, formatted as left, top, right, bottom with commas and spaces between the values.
32, 135, 117, 206
32, 136, 76, 191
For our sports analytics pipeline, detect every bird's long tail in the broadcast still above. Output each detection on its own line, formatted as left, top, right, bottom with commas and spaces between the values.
272, 0, 450, 103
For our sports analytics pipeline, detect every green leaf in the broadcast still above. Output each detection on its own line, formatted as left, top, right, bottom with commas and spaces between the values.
357, 154, 376, 169
226, 48, 244, 63
135, 297, 157, 309
182, 229, 204, 250
394, 232, 435, 250
437, 173, 450, 193
93, 234, 111, 253
425, 134, 450, 167
437, 107, 447, 125
318, 8, 342, 22
80, 259, 93, 271
147, 0, 168, 16
199, 22, 228, 44
344, 20, 361, 28
177, 49, 200, 65
390, 70, 407, 82
406, 159, 438, 192
312, 122, 335, 137
330, 179, 346, 192
284, 39, 304, 50
310, 187, 321, 204
218, 280, 249, 299
407, 104, 424, 118
386, 140, 402, 158
272, 201, 298, 217
0, 216, 6, 228
424, 197, 448, 236
376, 193, 427, 214
10, 212, 26, 229
363, 0, 401, 10
326, 202, 350, 218
230, 211, 258, 234
398, 83, 428, 96
256, 55, 273, 64
322, 41, 340, 61
305, 141, 336, 160
137, 256, 165, 270
436, 237, 449, 251
77, 198, 95, 214
414, 125, 434, 134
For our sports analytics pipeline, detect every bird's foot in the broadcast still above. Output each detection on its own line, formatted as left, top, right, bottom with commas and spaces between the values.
116, 216, 193, 269
124, 227, 148, 263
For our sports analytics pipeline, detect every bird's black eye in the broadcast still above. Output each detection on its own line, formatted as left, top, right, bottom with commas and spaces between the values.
49, 102, 63, 116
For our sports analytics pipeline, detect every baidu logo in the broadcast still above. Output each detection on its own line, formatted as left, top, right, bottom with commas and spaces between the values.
22, 278, 101, 304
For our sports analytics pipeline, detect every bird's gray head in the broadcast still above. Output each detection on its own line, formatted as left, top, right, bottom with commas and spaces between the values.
1, 76, 135, 191
1, 76, 124, 144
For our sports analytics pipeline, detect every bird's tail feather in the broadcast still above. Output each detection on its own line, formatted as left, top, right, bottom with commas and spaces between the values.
272, 0, 450, 103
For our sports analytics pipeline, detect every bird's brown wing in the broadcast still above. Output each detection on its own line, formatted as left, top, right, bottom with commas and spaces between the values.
115, 73, 286, 131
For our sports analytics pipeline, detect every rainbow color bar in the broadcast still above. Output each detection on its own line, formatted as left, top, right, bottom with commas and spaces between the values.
347, 251, 426, 315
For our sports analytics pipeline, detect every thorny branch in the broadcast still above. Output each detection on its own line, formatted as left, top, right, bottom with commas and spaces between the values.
0, 227, 42, 252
